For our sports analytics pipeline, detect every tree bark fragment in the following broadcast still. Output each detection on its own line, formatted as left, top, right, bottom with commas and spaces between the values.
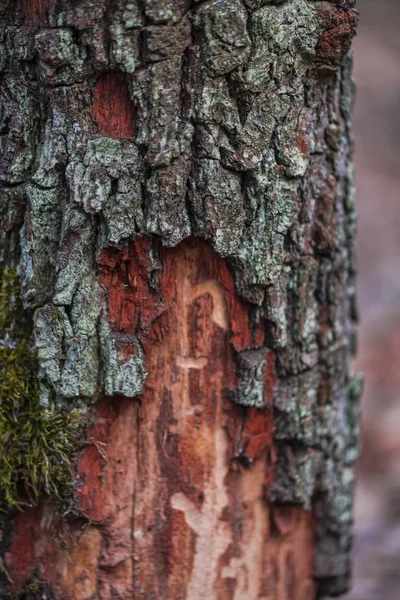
0, 0, 361, 598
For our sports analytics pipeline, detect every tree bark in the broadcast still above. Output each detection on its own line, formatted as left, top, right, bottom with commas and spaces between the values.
0, 0, 361, 599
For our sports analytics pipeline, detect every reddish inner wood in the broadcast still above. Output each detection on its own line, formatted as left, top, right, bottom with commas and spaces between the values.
92, 73, 136, 139
5, 239, 315, 600
21, 0, 54, 25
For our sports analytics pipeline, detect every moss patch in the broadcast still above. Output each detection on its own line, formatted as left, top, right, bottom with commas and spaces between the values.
3, 572, 55, 600
0, 267, 78, 510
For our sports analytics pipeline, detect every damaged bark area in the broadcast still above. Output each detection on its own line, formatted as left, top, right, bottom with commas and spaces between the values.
4, 240, 315, 600
0, 0, 360, 598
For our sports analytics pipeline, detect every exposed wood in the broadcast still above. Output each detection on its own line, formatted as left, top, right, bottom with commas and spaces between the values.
5, 240, 315, 599
21, 0, 54, 26
92, 73, 136, 139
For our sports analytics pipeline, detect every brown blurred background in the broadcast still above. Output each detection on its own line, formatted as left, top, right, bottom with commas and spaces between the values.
341, 0, 400, 598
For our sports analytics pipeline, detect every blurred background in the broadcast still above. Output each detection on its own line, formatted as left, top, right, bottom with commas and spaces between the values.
341, 0, 400, 598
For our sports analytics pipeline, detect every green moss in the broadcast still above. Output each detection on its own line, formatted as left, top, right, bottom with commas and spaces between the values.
3, 573, 54, 600
0, 267, 78, 510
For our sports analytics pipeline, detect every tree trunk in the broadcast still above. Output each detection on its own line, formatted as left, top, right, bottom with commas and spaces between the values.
0, 0, 361, 599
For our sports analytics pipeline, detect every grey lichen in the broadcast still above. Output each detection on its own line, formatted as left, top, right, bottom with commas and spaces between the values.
0, 0, 359, 594
195, 0, 251, 76
232, 347, 269, 408
100, 320, 147, 398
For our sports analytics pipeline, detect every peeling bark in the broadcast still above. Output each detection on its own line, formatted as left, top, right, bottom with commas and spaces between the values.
0, 0, 361, 598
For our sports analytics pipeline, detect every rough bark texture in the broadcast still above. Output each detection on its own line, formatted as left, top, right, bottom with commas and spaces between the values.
0, 0, 361, 598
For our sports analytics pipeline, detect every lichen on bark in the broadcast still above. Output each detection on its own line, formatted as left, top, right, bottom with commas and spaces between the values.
0, 0, 360, 596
